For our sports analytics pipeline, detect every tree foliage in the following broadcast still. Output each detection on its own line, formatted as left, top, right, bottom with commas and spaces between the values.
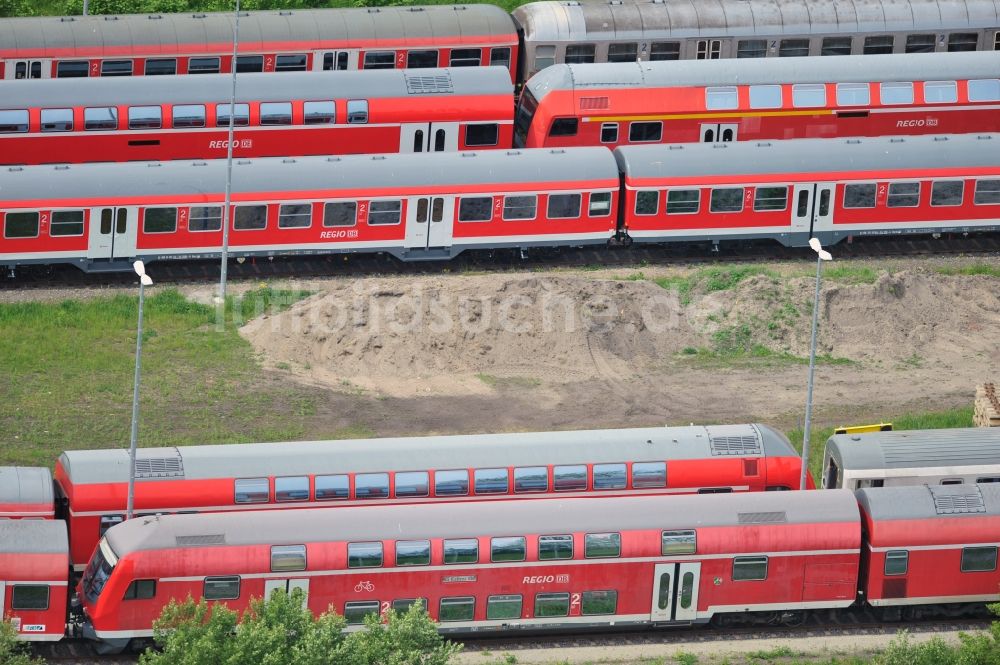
0, 619, 45, 665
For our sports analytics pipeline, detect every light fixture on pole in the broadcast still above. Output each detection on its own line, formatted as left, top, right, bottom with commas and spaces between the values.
799, 237, 833, 490
126, 260, 152, 520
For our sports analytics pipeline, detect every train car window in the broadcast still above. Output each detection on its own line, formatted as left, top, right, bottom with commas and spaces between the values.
792, 84, 826, 108
145, 58, 177, 76
56, 60, 89, 78
905, 34, 936, 53
863, 36, 894, 54
443, 538, 478, 564
101, 60, 133, 76
392, 598, 427, 613
315, 474, 349, 500
128, 106, 162, 130
347, 541, 383, 568
632, 461, 666, 488
346, 100, 369, 124
189, 206, 222, 232
968, 79, 1000, 102
733, 555, 768, 580
450, 49, 483, 67
749, 85, 782, 109
589, 192, 612, 217
662, 530, 697, 555
394, 470, 429, 497
608, 43, 638, 63
344, 601, 380, 624
884, 550, 908, 576
323, 201, 357, 227
11, 585, 49, 610
548, 193, 581, 219
650, 42, 681, 61
466, 123, 499, 147
836, 83, 870, 107
143, 208, 177, 234
754, 186, 789, 212
514, 466, 548, 493
534, 45, 556, 72
880, 82, 913, 105
666, 190, 700, 214
407, 50, 438, 68
548, 118, 578, 137
491, 536, 526, 562
99, 514, 124, 536
565, 44, 596, 64
821, 37, 852, 56
278, 203, 312, 229
4, 211, 38, 238
931, 181, 965, 207
122, 579, 156, 600
487, 594, 522, 620
51, 210, 85, 236
886, 182, 920, 207
474, 468, 509, 494
584, 533, 621, 558
947, 33, 978, 52
600, 123, 619, 143
593, 463, 627, 489
502, 195, 537, 221
356, 472, 390, 499
235, 55, 264, 73
940, 479, 963, 485
458, 197, 493, 223
84, 107, 118, 131
203, 576, 240, 600
172, 104, 206, 129
843, 183, 877, 208
0, 109, 28, 133
395, 540, 431, 566
271, 545, 306, 572
634, 191, 658, 216
435, 469, 469, 496
368, 200, 402, 225
710, 188, 744, 213
234, 205, 267, 230
553, 464, 587, 491
974, 180, 1000, 205
234, 477, 269, 503
261, 102, 293, 126
778, 39, 810, 57
539, 535, 573, 560
303, 101, 335, 125
188, 57, 220, 74
705, 87, 738, 110
995, 32, 1000, 50
628, 122, 662, 143
490, 47, 512, 69
534, 592, 570, 617
680, 572, 695, 608
275, 54, 308, 72
923, 81, 957, 104
275, 476, 309, 502
961, 546, 998, 572
216, 103, 249, 127
582, 590, 617, 615
736, 40, 767, 58
978, 477, 1000, 483
439, 597, 475, 621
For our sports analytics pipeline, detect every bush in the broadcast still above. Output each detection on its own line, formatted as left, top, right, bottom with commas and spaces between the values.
0, 620, 44, 665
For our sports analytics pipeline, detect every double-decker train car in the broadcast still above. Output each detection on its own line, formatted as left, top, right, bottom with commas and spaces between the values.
54, 423, 803, 570
0, 466, 54, 519
0, 520, 69, 642
515, 51, 1000, 148
0, 67, 514, 165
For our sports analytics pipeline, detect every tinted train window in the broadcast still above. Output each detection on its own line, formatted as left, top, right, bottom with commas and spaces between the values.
906, 34, 935, 53
947, 33, 978, 51
443, 538, 478, 564
123, 579, 156, 600
260, 102, 292, 126
881, 82, 913, 105
102, 60, 133, 76
836, 83, 870, 106
450, 49, 482, 67
490, 47, 511, 69
585, 533, 620, 558
548, 193, 581, 219
189, 206, 222, 232
792, 84, 826, 108
503, 195, 537, 221
466, 123, 499, 147
315, 474, 349, 500
394, 470, 429, 497
749, 85, 781, 109
143, 208, 177, 234
608, 43, 637, 63
407, 50, 438, 68
843, 183, 877, 208
779, 39, 809, 57
662, 530, 696, 555
396, 540, 431, 566
173, 104, 206, 129
539, 535, 573, 560
188, 57, 220, 74
635, 191, 658, 216
924, 81, 957, 103
706, 87, 738, 110
593, 463, 626, 489
754, 186, 788, 211
235, 478, 268, 503
565, 44, 596, 64
323, 202, 357, 227
736, 39, 766, 58
974, 180, 1000, 205
216, 103, 249, 127
128, 106, 162, 130
582, 590, 617, 615
439, 597, 475, 621
733, 555, 768, 580
549, 118, 578, 137
491, 536, 526, 562
347, 100, 369, 124
275, 54, 307, 72
392, 598, 426, 613
474, 468, 508, 494
435, 469, 469, 496
367, 200, 401, 225
487, 594, 522, 620
303, 101, 335, 125
57, 61, 89, 78
599, 123, 619, 144
344, 601, 379, 624
553, 464, 586, 491
710, 188, 744, 213
348, 542, 383, 568
204, 576, 240, 600
145, 59, 177, 75
99, 514, 124, 537
533, 45, 556, 71
969, 79, 1000, 102
590, 192, 612, 216
5, 212, 38, 238
535, 592, 569, 617
0, 110, 28, 133
962, 546, 997, 572
863, 36, 894, 54
271, 545, 306, 572
51, 210, 85, 237
931, 181, 964, 207
629, 122, 662, 142
651, 42, 680, 61
38, 108, 71, 133
323, 52, 349, 71
459, 197, 493, 222
514, 466, 548, 492
84, 107, 118, 131
887, 182, 920, 207
356, 472, 390, 499
234, 205, 267, 230
632, 461, 666, 487
275, 476, 309, 502
278, 204, 312, 229
667, 190, 700, 214
235, 55, 264, 73
884, 550, 908, 576
822, 37, 852, 55
11, 585, 48, 610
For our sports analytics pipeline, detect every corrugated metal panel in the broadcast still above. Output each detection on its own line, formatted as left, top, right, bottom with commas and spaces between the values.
930, 485, 986, 514
858, 483, 1000, 521
738, 511, 788, 524
176, 534, 226, 547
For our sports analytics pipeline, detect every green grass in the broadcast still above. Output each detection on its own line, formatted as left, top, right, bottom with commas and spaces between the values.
821, 265, 881, 285
935, 263, 1000, 278
476, 373, 542, 389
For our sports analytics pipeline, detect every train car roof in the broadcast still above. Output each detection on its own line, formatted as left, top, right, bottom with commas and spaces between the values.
0, 5, 516, 58
614, 134, 1000, 180
57, 423, 793, 484
0, 520, 67, 555
525, 51, 1000, 100
856, 482, 1000, 521
826, 427, 1000, 471
0, 67, 513, 109
0, 466, 54, 507
513, 0, 1000, 42
104, 488, 860, 554
2, 147, 620, 204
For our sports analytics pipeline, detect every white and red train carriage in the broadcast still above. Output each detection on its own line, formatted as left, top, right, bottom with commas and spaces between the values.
0, 466, 54, 519
0, 520, 69, 642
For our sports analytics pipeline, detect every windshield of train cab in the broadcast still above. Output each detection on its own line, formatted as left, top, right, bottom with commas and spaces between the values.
514, 90, 539, 148
82, 537, 118, 603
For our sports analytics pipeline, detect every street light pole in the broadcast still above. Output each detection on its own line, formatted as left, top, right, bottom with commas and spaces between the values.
127, 261, 153, 520
800, 238, 833, 490
218, 0, 241, 318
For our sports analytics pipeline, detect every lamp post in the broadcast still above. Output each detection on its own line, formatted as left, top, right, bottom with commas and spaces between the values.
126, 260, 153, 520
800, 238, 833, 490
217, 0, 241, 317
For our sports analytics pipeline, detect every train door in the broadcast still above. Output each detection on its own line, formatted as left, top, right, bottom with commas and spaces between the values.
651, 562, 701, 622
7, 60, 46, 79
700, 124, 738, 143
400, 123, 460, 153
264, 579, 310, 605
693, 39, 728, 59
87, 207, 138, 262
403, 196, 455, 250
316, 50, 357, 71
791, 183, 835, 236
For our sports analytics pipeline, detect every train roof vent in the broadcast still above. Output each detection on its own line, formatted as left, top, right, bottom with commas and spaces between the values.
407, 6, 426, 11
60, 16, 76, 22
191, 13, 206, 18
978, 135, 993, 140
563, 1, 581, 5
405, 73, 453, 95
738, 511, 787, 524
176, 534, 226, 547
147, 15, 162, 19
930, 485, 986, 515
135, 449, 185, 480
580, 96, 610, 110
708, 433, 761, 456
103, 15, 119, 20
933, 136, 949, 142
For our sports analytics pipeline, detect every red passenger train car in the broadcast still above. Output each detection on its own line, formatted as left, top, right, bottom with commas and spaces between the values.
0, 520, 69, 642
0, 67, 514, 165
0, 466, 54, 519
54, 423, 805, 570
